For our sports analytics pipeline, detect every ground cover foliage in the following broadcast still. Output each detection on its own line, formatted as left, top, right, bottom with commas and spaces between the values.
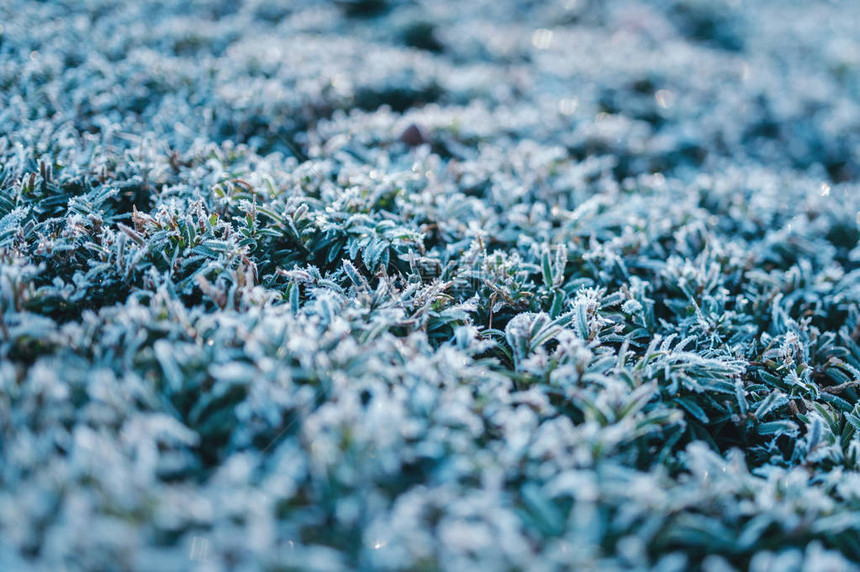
1, 0, 860, 570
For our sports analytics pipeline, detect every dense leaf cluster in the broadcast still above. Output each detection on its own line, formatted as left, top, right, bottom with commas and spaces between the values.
1, 0, 860, 570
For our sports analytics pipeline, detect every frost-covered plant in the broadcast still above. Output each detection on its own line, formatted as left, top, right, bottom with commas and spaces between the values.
1, 0, 860, 570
